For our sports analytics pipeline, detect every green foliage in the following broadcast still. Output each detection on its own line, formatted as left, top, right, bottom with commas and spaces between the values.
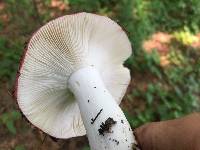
82, 146, 90, 150
116, 0, 154, 53
174, 27, 199, 45
149, 0, 200, 32
15, 145, 25, 150
68, 0, 100, 12
115, 0, 200, 52
5, 0, 42, 35
0, 37, 22, 81
127, 38, 200, 127
0, 110, 21, 134
130, 50, 162, 80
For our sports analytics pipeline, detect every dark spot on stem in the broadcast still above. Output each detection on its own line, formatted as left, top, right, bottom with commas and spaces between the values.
121, 120, 124, 124
88, 99, 89, 103
91, 109, 103, 124
98, 117, 116, 136
110, 139, 119, 145
94, 87, 96, 88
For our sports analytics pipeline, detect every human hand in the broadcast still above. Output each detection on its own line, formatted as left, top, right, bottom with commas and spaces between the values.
134, 113, 200, 150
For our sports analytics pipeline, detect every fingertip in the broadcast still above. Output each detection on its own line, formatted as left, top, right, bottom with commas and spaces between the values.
134, 122, 158, 150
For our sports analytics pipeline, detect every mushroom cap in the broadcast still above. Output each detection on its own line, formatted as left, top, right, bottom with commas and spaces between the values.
16, 12, 132, 139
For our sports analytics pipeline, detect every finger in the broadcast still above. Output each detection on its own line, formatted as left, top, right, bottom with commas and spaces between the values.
134, 113, 200, 150
135, 122, 164, 150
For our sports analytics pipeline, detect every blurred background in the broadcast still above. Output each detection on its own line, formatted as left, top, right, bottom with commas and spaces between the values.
0, 0, 200, 149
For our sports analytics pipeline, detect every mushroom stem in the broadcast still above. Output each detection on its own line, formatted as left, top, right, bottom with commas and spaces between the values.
68, 66, 137, 150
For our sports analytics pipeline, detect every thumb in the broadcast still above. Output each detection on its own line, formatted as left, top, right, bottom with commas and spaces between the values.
134, 113, 200, 150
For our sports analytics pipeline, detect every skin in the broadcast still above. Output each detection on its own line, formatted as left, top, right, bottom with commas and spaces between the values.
135, 113, 200, 150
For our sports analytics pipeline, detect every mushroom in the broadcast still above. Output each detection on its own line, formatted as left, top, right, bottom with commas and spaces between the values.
15, 12, 138, 150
